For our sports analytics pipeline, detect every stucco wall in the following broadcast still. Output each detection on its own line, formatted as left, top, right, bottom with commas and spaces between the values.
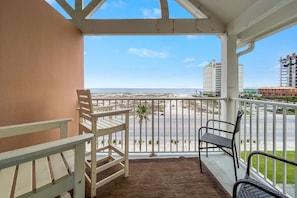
0, 0, 84, 151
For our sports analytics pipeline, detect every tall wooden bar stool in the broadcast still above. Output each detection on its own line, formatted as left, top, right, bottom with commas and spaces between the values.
77, 89, 130, 197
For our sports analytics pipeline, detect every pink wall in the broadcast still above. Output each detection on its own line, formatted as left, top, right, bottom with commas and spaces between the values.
0, 0, 84, 151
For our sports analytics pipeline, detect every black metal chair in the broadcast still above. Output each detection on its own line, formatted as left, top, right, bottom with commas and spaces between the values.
233, 151, 296, 198
198, 110, 244, 181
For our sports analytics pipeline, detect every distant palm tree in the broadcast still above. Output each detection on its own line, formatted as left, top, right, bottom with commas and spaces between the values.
136, 104, 149, 151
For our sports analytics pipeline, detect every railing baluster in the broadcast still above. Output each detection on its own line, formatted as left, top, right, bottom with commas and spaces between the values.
163, 99, 166, 152
249, 102, 253, 154
206, 100, 209, 127
295, 107, 297, 197
194, 100, 197, 151
264, 104, 267, 179
157, 99, 160, 153
282, 107, 287, 194
176, 99, 178, 151
150, 99, 155, 156
256, 103, 259, 172
272, 105, 277, 186
170, 100, 172, 152
133, 100, 136, 152
243, 102, 247, 162
182, 99, 184, 151
188, 100, 191, 151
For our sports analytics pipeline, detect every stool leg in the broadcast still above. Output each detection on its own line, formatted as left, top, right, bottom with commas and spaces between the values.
108, 133, 112, 159
91, 134, 97, 197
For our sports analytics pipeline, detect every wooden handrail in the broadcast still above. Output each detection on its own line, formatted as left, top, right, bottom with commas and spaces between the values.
0, 134, 93, 170
0, 118, 72, 139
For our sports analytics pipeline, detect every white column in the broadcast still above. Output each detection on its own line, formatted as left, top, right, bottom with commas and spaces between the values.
220, 34, 238, 123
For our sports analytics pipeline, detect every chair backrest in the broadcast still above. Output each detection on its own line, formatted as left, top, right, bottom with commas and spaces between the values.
77, 89, 93, 122
234, 110, 244, 134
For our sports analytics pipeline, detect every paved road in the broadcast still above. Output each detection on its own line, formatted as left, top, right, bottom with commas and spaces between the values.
127, 112, 296, 150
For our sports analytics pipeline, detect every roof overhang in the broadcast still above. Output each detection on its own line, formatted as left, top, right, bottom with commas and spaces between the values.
56, 0, 297, 48
228, 0, 297, 47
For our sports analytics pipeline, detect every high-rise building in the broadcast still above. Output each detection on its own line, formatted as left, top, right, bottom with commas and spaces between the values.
203, 60, 243, 96
280, 53, 297, 87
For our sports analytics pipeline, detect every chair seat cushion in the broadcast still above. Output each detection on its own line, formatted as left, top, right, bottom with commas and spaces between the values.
200, 133, 232, 148
237, 177, 289, 198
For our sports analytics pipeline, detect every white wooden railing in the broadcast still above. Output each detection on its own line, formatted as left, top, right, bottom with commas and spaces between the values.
92, 97, 225, 155
232, 98, 297, 197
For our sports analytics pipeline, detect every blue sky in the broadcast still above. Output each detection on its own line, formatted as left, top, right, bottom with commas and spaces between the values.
47, 0, 297, 89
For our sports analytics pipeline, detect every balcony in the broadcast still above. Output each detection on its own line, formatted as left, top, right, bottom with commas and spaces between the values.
91, 94, 297, 197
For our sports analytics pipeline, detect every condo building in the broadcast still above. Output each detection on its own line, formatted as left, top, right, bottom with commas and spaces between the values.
259, 53, 297, 97
203, 60, 243, 96
280, 53, 297, 87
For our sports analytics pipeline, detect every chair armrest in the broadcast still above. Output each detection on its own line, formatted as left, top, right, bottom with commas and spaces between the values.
198, 126, 209, 137
233, 151, 297, 198
0, 134, 93, 170
206, 119, 235, 127
91, 108, 131, 118
93, 105, 113, 111
246, 151, 297, 176
0, 118, 72, 139
233, 177, 288, 198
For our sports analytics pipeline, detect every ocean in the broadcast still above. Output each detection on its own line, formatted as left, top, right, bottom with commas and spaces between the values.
90, 88, 203, 95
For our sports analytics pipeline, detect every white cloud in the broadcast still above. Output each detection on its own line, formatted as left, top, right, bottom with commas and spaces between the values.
184, 57, 196, 63
101, 0, 125, 9
111, 0, 125, 8
186, 35, 199, 39
184, 60, 208, 69
128, 48, 168, 58
198, 61, 209, 67
142, 8, 161, 18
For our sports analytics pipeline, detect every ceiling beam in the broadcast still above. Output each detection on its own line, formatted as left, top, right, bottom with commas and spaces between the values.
160, 0, 169, 20
175, 0, 225, 34
186, 0, 207, 18
57, 0, 225, 35
56, 0, 74, 18
56, 0, 105, 19
83, 0, 105, 19
70, 19, 225, 35
75, 0, 83, 11
237, 0, 297, 47
176, 0, 206, 18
